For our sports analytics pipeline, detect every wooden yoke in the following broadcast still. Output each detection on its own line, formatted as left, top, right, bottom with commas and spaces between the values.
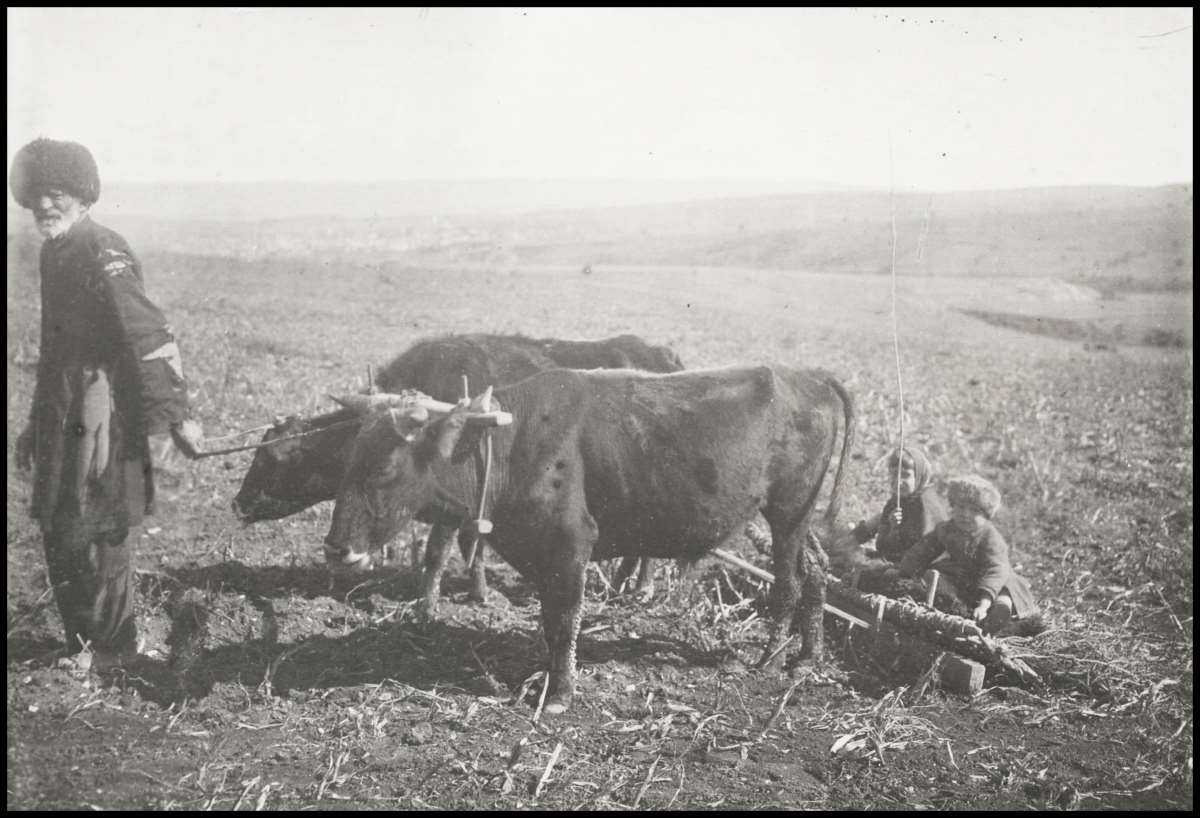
185, 381, 514, 461
329, 391, 513, 427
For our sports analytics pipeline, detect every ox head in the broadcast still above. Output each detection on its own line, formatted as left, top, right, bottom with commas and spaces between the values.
231, 412, 360, 523
322, 389, 500, 571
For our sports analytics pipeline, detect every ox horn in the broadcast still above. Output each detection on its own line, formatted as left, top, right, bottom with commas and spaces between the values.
473, 385, 495, 412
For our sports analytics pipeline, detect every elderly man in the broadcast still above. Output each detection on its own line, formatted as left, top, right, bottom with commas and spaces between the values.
9, 138, 202, 672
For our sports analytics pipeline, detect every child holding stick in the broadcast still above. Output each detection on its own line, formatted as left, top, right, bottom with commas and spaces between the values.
837, 446, 948, 592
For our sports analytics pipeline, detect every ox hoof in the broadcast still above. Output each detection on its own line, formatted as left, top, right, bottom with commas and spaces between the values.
416, 598, 439, 622
542, 700, 569, 716
331, 551, 373, 572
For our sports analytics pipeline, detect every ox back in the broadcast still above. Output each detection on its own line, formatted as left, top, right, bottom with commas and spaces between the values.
325, 364, 855, 713
232, 333, 685, 607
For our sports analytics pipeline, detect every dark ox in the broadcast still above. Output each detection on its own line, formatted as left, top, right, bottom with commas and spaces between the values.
232, 333, 684, 608
325, 364, 855, 713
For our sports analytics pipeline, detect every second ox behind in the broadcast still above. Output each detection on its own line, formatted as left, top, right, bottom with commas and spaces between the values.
325, 364, 855, 713
232, 333, 684, 609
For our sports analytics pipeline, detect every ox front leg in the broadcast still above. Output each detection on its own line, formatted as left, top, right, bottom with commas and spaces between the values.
420, 523, 457, 618
614, 557, 656, 602
456, 530, 489, 604
539, 558, 588, 715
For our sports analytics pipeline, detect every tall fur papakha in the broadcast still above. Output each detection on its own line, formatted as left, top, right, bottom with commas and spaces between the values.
9, 138, 101, 207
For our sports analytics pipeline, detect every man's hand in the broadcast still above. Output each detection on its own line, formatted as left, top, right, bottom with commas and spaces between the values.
973, 598, 993, 622
890, 507, 903, 527
170, 419, 204, 460
16, 423, 34, 471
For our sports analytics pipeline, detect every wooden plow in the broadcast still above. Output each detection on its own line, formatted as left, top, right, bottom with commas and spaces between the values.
713, 530, 1041, 694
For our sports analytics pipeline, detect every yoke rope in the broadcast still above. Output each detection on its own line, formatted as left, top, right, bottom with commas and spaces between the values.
190, 417, 363, 459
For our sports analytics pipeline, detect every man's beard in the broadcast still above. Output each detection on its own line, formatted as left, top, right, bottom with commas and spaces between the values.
34, 211, 79, 239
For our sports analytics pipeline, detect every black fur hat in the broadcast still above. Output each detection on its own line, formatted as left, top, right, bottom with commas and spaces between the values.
9, 138, 100, 208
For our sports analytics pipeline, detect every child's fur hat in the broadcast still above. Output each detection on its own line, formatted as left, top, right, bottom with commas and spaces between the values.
9, 138, 100, 208
946, 474, 1002, 518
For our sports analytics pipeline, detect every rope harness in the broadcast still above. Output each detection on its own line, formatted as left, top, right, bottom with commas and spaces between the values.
189, 416, 363, 459
462, 375, 494, 569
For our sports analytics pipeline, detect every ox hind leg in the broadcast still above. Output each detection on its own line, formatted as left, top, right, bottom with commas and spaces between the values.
536, 526, 596, 715
757, 517, 827, 671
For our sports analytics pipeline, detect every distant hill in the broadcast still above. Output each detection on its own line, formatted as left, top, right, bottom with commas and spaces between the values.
440, 184, 1193, 289
7, 182, 1193, 291
74, 178, 870, 221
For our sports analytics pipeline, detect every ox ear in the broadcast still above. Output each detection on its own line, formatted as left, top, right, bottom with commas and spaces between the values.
431, 409, 470, 461
403, 403, 471, 463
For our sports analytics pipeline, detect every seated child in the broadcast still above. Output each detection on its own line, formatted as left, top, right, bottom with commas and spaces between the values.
886, 474, 1043, 636
839, 446, 948, 592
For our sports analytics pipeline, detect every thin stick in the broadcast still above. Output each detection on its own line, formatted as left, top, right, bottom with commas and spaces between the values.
759, 680, 800, 741
1153, 584, 1186, 634
532, 672, 550, 723
925, 570, 940, 608
888, 131, 906, 504
631, 755, 660, 809
533, 741, 563, 800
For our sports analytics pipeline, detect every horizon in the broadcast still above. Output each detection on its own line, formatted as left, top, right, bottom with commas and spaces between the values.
45, 177, 1197, 190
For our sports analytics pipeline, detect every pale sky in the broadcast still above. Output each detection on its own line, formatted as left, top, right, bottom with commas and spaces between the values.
6, 7, 1194, 191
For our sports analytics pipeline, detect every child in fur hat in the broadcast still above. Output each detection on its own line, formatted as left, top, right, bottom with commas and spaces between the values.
835, 446, 949, 592
886, 474, 1042, 636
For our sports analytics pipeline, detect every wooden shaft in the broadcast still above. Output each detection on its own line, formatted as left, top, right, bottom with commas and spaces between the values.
711, 549, 870, 629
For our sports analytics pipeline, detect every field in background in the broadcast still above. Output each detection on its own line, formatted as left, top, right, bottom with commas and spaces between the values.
5, 186, 1193, 808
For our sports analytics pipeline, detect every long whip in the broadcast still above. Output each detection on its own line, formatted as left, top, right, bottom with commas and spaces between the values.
888, 133, 905, 500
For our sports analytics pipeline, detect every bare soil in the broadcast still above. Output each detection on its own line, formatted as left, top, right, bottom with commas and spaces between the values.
7, 254, 1193, 810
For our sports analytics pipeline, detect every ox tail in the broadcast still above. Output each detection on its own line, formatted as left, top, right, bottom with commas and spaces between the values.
822, 376, 856, 527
